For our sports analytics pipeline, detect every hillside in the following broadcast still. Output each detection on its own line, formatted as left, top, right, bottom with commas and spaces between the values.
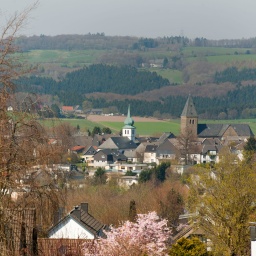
14, 34, 256, 119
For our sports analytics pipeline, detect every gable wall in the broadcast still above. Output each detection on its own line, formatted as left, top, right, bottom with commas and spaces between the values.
48, 217, 94, 239
222, 126, 238, 138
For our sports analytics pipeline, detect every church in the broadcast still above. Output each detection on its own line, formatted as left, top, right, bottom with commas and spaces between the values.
180, 95, 254, 142
178, 95, 254, 164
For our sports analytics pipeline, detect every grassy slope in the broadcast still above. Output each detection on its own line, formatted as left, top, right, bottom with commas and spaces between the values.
21, 47, 256, 84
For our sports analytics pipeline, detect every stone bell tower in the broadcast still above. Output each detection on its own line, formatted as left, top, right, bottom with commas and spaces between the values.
180, 95, 198, 138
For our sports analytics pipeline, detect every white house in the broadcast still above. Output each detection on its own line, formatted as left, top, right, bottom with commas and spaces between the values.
48, 203, 105, 239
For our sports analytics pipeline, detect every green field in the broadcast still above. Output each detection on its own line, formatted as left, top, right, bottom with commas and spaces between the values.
20, 50, 105, 67
40, 118, 256, 136
40, 118, 180, 135
148, 69, 183, 84
100, 121, 180, 136
182, 46, 253, 57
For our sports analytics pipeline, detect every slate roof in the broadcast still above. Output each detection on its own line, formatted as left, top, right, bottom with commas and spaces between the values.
145, 144, 158, 153
99, 136, 138, 150
112, 137, 137, 149
72, 135, 92, 148
92, 134, 112, 147
94, 149, 127, 162
181, 95, 198, 117
71, 205, 103, 236
198, 124, 254, 137
156, 139, 178, 156
158, 132, 176, 144
201, 144, 222, 154
83, 145, 97, 155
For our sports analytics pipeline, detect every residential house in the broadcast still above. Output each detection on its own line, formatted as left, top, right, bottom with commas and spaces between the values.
70, 145, 85, 154
123, 149, 141, 163
109, 163, 147, 173
48, 203, 105, 239
61, 106, 74, 114
93, 149, 127, 168
143, 144, 158, 163
81, 145, 98, 166
74, 105, 83, 114
156, 139, 179, 164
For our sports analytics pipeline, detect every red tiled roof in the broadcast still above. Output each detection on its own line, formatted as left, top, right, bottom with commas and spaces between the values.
71, 145, 85, 151
62, 106, 74, 112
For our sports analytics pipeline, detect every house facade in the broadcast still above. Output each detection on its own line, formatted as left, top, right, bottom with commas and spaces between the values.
48, 203, 105, 239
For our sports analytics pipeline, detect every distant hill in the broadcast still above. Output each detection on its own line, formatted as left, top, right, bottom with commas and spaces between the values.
14, 34, 256, 120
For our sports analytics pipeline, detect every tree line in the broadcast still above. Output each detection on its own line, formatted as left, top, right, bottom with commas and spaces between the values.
15, 34, 256, 52
214, 66, 256, 83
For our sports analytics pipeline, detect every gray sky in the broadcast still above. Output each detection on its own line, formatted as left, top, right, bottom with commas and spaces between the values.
1, 0, 255, 40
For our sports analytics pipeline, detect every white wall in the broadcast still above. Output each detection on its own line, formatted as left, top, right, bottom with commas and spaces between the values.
49, 217, 94, 239
252, 241, 256, 256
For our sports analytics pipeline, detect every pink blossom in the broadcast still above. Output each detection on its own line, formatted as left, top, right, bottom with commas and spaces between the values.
84, 211, 171, 256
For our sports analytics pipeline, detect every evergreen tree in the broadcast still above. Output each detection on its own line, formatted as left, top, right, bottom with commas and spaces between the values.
128, 200, 137, 222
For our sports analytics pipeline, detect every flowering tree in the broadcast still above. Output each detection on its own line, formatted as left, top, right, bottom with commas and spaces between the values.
84, 211, 172, 256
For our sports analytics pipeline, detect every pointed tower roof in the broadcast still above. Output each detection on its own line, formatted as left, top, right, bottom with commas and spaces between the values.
124, 105, 134, 127
181, 95, 198, 117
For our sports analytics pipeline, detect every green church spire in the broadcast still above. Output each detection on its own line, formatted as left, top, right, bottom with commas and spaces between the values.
124, 105, 134, 126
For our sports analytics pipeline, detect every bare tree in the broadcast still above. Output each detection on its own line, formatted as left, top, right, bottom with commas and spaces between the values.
0, 4, 66, 255
177, 128, 198, 165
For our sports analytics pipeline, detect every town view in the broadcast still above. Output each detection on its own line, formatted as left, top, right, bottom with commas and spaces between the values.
1, 1, 256, 255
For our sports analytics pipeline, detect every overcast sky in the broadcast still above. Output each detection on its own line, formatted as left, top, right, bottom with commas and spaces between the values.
1, 0, 255, 40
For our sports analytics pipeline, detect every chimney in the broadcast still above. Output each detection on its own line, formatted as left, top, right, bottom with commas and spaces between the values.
80, 203, 88, 213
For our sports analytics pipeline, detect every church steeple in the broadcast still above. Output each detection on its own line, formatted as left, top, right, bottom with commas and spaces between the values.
124, 105, 134, 126
181, 94, 198, 118
180, 95, 198, 137
122, 105, 136, 141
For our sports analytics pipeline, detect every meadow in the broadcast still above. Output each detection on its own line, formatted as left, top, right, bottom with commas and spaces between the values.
21, 49, 105, 67
40, 117, 256, 136
100, 121, 180, 136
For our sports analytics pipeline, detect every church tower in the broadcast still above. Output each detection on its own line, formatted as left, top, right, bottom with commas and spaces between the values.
180, 95, 198, 138
122, 105, 136, 141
